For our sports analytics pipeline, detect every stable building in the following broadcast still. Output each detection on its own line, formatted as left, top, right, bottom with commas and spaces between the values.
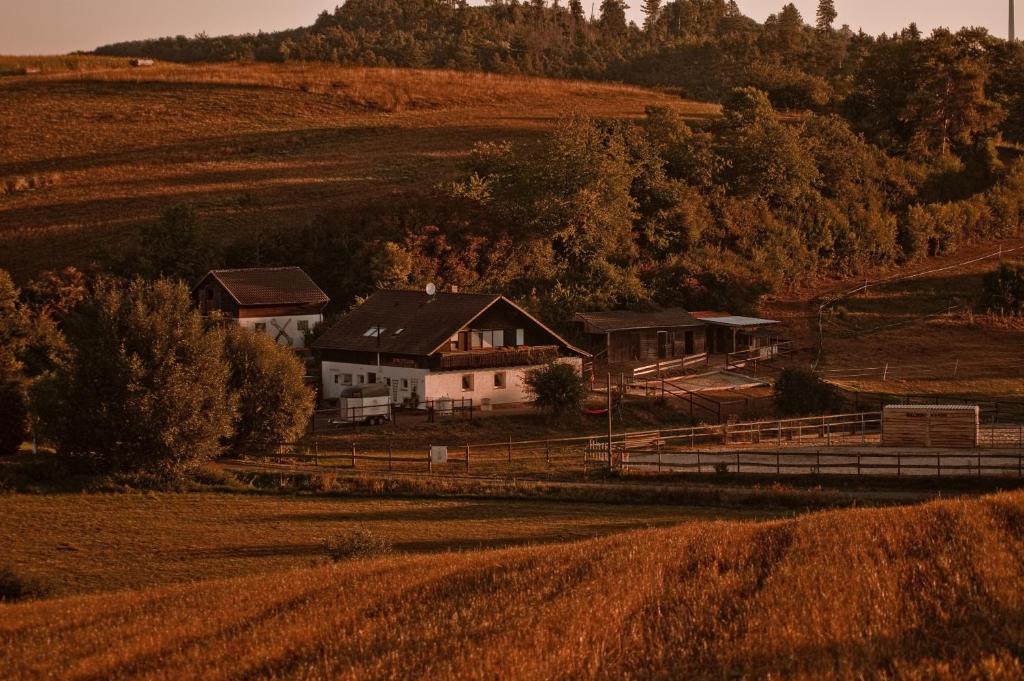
574, 308, 784, 377
313, 289, 588, 409
574, 309, 710, 376
193, 267, 329, 349
692, 312, 783, 356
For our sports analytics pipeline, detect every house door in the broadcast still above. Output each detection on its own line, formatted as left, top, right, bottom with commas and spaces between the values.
657, 331, 669, 359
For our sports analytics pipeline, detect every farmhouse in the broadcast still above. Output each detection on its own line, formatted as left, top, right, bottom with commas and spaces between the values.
574, 308, 783, 376
192, 267, 329, 349
313, 289, 588, 408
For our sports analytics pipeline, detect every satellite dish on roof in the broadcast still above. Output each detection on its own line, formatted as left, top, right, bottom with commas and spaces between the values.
425, 283, 437, 296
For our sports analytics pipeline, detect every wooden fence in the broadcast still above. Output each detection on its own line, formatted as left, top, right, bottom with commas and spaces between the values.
622, 449, 1024, 478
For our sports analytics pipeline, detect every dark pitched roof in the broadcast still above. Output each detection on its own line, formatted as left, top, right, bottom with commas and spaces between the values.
199, 268, 329, 307
314, 290, 587, 357
575, 308, 705, 333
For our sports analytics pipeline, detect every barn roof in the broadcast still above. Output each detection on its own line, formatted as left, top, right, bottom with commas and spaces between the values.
696, 315, 780, 327
198, 268, 329, 307
575, 308, 705, 333
314, 290, 586, 357
883, 404, 980, 412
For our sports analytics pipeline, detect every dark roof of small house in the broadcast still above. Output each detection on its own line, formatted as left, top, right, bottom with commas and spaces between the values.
575, 308, 705, 333
314, 289, 586, 357
198, 268, 329, 307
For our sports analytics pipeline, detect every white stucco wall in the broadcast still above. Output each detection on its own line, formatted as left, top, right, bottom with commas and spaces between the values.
321, 361, 430, 402
238, 314, 322, 350
321, 357, 584, 408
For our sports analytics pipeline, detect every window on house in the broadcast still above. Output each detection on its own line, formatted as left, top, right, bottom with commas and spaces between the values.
462, 374, 474, 392
494, 372, 507, 389
297, 320, 310, 332
470, 330, 504, 349
401, 379, 409, 390
342, 374, 353, 385
516, 329, 525, 346
332, 374, 340, 384
357, 375, 365, 385
254, 323, 267, 333
450, 334, 460, 351
368, 372, 377, 384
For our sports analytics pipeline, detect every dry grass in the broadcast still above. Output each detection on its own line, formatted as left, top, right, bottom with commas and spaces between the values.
0, 492, 764, 597
0, 62, 716, 278
1, 491, 1021, 679
0, 55, 135, 76
764, 240, 1024, 397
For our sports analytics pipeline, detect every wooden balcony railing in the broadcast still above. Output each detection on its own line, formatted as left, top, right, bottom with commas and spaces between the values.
435, 345, 560, 371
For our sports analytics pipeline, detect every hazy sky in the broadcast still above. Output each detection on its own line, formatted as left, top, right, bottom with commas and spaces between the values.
0, 1, 1016, 56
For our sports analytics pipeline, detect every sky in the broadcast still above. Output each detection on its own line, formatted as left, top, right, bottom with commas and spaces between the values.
0, 1, 1016, 56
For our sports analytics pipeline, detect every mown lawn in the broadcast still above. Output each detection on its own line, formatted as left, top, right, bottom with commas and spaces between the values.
0, 491, 772, 597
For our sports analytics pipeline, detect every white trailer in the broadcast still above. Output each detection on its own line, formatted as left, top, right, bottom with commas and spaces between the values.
334, 385, 392, 426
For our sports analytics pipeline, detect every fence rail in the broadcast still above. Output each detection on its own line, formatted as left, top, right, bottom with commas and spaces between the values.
623, 449, 1024, 478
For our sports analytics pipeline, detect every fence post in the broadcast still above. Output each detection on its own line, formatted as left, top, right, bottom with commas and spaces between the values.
545, 439, 550, 465
388, 442, 393, 472
897, 452, 901, 478
508, 436, 513, 465
736, 451, 740, 475
861, 413, 866, 445
428, 445, 432, 473
816, 451, 821, 476
776, 451, 780, 476
314, 439, 320, 467
466, 444, 471, 472
351, 443, 356, 469
778, 420, 783, 448
857, 455, 861, 476
827, 423, 832, 447
657, 441, 663, 474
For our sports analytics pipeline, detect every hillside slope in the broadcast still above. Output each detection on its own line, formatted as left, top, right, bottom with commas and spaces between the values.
0, 62, 715, 279
2, 492, 1022, 680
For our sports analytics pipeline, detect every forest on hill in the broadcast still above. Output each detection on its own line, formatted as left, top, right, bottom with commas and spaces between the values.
95, 0, 1024, 144
72, 1, 1024, 319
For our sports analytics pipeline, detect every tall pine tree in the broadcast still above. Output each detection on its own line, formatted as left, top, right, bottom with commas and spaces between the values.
816, 0, 837, 31
641, 0, 662, 33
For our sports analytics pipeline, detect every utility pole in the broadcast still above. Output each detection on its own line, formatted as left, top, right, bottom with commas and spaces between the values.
606, 373, 613, 467
1013, 0, 1017, 42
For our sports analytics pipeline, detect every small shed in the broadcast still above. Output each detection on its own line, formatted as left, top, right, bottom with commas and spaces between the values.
882, 405, 980, 448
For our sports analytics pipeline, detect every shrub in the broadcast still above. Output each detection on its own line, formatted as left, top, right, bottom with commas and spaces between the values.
981, 263, 1024, 315
34, 278, 235, 479
523, 362, 588, 424
0, 566, 51, 602
222, 325, 315, 453
775, 368, 843, 416
323, 529, 392, 561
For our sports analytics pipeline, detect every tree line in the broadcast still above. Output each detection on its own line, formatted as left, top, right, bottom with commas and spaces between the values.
0, 270, 313, 479
94, 0, 1024, 146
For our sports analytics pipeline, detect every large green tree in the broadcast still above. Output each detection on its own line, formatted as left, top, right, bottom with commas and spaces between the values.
35, 278, 235, 477
223, 325, 315, 452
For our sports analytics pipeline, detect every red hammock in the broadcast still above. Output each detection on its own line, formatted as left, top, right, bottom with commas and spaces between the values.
584, 408, 609, 416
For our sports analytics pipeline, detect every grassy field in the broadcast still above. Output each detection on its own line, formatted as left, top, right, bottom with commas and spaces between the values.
0, 61, 715, 278
1, 490, 1020, 679
0, 54, 137, 76
764, 240, 1024, 397
0, 491, 769, 597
